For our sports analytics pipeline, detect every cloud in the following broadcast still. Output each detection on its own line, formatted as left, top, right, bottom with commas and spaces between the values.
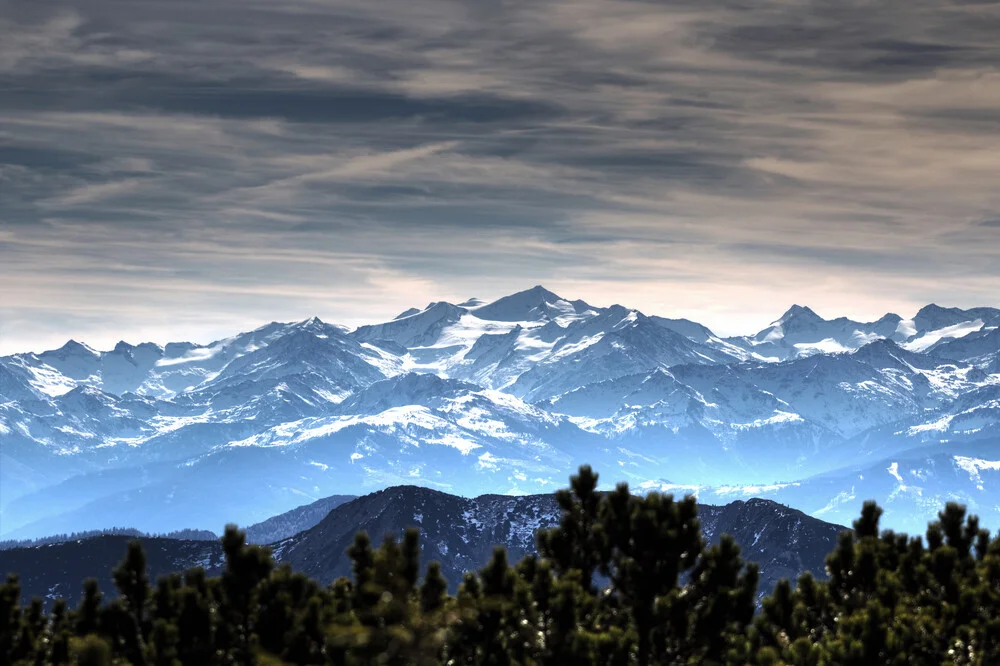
1, 0, 999, 352
45, 178, 147, 207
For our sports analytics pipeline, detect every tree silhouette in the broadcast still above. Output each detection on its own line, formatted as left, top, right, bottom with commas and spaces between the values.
3, 465, 1000, 665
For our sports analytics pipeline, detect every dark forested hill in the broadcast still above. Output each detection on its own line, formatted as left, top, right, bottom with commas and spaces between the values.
275, 487, 843, 598
0, 535, 224, 605
0, 486, 843, 606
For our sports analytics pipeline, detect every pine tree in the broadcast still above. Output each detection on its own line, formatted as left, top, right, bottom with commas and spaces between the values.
419, 561, 448, 615
175, 567, 217, 665
0, 574, 22, 663
76, 578, 104, 637
112, 539, 151, 665
48, 598, 72, 665
219, 524, 274, 665
538, 465, 606, 592
75, 634, 113, 666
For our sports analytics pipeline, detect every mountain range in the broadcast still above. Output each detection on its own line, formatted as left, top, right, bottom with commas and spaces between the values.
0, 485, 843, 608
2, 286, 998, 538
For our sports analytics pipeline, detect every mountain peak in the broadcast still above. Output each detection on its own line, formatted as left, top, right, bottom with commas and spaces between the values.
352, 300, 468, 347
874, 312, 903, 324
425, 300, 463, 312
393, 307, 422, 320
500, 285, 564, 305
915, 303, 953, 316
851, 336, 941, 370
913, 303, 974, 331
860, 336, 901, 350
48, 339, 99, 357
292, 316, 353, 336
778, 304, 823, 324
528, 284, 560, 297
511, 285, 564, 302
852, 337, 904, 360
473, 286, 570, 322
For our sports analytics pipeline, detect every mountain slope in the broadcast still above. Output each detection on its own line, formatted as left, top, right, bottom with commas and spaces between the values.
244, 495, 356, 544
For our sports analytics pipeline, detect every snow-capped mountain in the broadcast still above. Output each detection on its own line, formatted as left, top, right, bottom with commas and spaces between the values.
929, 326, 1000, 365
1, 287, 998, 539
733, 305, 904, 360
728, 303, 1000, 361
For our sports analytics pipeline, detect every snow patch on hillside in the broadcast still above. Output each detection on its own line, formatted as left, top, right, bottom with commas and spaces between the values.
904, 320, 985, 353
793, 339, 850, 355
954, 456, 1000, 491
25, 365, 79, 397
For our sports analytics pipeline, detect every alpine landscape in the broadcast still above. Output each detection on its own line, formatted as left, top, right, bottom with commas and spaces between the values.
3, 287, 998, 581
3, 0, 1000, 661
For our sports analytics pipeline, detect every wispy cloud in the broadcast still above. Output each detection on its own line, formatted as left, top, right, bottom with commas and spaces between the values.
45, 178, 147, 207
1, 0, 998, 352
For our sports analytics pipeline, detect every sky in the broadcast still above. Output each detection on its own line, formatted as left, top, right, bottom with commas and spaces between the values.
1, 0, 999, 354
